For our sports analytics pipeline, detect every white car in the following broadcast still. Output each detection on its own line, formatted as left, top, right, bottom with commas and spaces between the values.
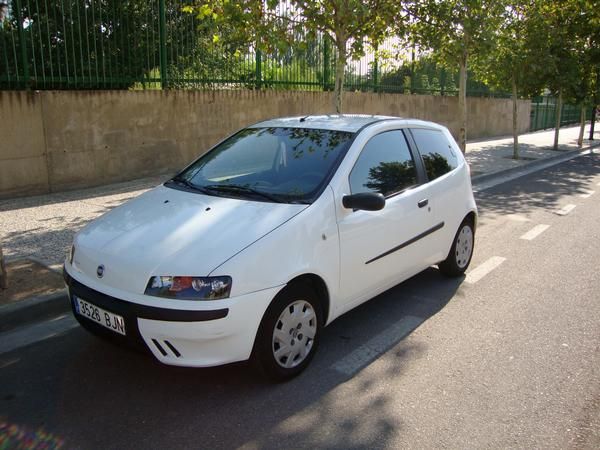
64, 115, 477, 380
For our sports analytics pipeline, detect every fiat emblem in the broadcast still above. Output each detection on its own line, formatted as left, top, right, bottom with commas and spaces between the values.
96, 265, 105, 278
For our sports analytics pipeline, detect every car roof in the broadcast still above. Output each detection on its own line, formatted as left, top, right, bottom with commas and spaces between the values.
250, 114, 402, 133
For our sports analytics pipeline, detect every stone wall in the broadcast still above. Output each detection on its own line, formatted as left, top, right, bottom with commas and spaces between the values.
0, 90, 531, 199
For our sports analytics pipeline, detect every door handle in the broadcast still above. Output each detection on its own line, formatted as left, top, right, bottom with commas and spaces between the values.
418, 199, 429, 208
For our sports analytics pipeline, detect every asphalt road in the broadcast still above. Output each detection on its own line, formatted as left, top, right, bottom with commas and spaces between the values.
1, 154, 599, 449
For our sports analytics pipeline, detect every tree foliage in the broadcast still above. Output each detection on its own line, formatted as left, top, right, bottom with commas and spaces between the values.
407, 0, 505, 151
472, 0, 546, 158
188, 0, 405, 112
288, 1, 406, 112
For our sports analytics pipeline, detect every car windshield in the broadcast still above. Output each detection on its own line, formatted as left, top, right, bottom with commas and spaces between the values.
167, 127, 355, 203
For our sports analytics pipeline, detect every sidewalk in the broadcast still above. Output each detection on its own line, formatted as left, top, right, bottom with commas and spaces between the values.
466, 125, 599, 178
0, 124, 599, 328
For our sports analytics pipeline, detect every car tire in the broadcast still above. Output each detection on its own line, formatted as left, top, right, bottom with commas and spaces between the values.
253, 283, 323, 382
438, 218, 475, 277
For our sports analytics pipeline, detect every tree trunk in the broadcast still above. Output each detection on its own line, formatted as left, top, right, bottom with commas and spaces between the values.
553, 89, 562, 150
458, 52, 468, 153
512, 75, 519, 160
0, 245, 7, 289
577, 106, 586, 147
334, 42, 347, 114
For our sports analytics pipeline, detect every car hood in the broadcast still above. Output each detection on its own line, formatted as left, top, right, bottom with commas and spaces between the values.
72, 185, 307, 295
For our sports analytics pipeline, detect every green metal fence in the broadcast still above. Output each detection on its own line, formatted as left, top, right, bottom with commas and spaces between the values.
0, 0, 346, 90
530, 96, 588, 132
0, 0, 506, 96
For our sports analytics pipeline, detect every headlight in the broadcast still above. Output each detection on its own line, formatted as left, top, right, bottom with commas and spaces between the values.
144, 276, 232, 300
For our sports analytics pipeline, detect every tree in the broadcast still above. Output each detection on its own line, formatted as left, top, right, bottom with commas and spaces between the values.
473, 0, 547, 159
565, 0, 600, 147
525, 0, 599, 150
539, 1, 580, 149
290, 1, 404, 113
185, 1, 303, 90
188, 1, 404, 113
0, 0, 209, 89
408, 0, 504, 152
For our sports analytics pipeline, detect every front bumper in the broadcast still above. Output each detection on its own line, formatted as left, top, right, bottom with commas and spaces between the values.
64, 268, 280, 367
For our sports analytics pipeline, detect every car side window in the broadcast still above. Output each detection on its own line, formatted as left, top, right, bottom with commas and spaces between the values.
410, 128, 458, 181
349, 130, 417, 197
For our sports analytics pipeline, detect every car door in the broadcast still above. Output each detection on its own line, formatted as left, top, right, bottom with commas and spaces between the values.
408, 127, 463, 255
336, 129, 442, 310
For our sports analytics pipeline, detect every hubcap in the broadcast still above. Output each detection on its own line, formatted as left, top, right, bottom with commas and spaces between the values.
272, 300, 317, 369
455, 225, 474, 269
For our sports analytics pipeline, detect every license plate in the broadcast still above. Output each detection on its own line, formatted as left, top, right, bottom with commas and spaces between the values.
73, 296, 126, 336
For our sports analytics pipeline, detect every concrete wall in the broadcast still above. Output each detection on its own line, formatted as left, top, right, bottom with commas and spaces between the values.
0, 90, 531, 199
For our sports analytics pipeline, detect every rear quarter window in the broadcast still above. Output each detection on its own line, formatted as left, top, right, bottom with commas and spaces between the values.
410, 128, 459, 181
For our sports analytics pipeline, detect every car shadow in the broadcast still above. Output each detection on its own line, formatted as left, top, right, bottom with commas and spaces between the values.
0, 268, 462, 449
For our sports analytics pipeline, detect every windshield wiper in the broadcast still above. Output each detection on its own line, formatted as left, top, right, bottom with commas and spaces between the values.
203, 184, 285, 203
168, 177, 210, 194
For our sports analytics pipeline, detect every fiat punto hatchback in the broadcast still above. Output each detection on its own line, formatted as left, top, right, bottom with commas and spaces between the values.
64, 115, 477, 380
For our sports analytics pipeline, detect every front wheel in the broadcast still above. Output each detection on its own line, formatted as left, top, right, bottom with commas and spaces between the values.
438, 219, 475, 277
253, 284, 322, 381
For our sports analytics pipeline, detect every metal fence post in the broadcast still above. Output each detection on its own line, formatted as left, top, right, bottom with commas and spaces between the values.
255, 49, 262, 89
159, 0, 168, 89
542, 96, 548, 129
372, 54, 378, 93
440, 68, 446, 96
410, 43, 416, 94
14, 0, 29, 88
323, 37, 330, 91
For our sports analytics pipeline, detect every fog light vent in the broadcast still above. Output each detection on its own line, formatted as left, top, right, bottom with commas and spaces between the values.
151, 339, 168, 356
164, 340, 182, 358
151, 338, 181, 358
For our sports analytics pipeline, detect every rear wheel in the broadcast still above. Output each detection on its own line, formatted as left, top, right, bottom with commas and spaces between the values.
254, 284, 322, 381
439, 219, 474, 277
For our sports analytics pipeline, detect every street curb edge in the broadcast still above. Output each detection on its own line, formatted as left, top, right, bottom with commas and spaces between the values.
0, 289, 70, 334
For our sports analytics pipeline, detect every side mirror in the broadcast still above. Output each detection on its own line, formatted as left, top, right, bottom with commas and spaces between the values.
342, 192, 386, 211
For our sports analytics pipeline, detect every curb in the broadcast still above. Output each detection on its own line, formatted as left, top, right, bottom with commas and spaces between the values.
0, 289, 70, 334
471, 142, 600, 188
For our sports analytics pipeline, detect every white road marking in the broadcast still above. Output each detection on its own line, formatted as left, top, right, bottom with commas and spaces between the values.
506, 214, 531, 222
556, 204, 576, 216
465, 256, 507, 284
0, 315, 78, 355
580, 190, 595, 198
332, 315, 423, 376
520, 224, 550, 241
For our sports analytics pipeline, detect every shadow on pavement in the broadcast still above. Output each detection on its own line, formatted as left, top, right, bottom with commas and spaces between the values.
1, 217, 91, 266
0, 177, 167, 265
0, 175, 167, 213
0, 268, 462, 449
476, 153, 600, 219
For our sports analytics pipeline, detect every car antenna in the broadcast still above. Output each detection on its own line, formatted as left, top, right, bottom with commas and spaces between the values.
299, 115, 310, 122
